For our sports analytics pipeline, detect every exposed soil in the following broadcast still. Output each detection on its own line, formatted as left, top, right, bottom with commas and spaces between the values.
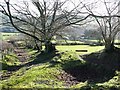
14, 47, 30, 63
1, 46, 30, 80
56, 71, 79, 87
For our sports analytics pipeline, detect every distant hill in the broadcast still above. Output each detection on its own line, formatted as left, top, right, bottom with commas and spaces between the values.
0, 27, 18, 33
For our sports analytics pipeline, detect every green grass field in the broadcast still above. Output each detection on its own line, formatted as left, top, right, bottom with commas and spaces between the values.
56, 45, 104, 55
1, 32, 120, 89
89, 39, 120, 43
0, 32, 19, 40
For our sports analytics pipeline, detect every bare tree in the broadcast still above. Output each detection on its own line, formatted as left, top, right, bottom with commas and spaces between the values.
0, 0, 90, 53
82, 0, 120, 52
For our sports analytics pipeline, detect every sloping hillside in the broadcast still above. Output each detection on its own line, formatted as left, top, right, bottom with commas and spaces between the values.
1, 50, 120, 89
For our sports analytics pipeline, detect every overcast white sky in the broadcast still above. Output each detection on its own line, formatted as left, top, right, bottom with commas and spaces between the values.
0, 0, 119, 15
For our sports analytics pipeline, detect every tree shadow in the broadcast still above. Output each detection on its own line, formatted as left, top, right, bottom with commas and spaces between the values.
63, 61, 115, 83
2, 48, 120, 84
4, 51, 59, 71
62, 49, 120, 83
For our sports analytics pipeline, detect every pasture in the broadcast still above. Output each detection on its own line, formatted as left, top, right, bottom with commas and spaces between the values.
56, 45, 104, 55
1, 32, 120, 89
0, 32, 19, 40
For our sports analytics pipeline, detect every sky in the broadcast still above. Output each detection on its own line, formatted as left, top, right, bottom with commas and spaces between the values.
0, 0, 119, 15
0, 0, 119, 33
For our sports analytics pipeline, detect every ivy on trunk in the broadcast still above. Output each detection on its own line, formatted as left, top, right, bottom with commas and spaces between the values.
45, 41, 56, 53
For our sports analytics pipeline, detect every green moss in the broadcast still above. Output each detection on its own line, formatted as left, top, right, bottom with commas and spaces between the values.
96, 71, 120, 89
1, 63, 65, 88
2, 53, 20, 66
71, 81, 88, 88
1, 50, 120, 89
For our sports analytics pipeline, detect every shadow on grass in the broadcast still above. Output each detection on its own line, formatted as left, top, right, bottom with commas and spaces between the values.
63, 61, 115, 83
62, 49, 120, 83
3, 51, 59, 71
2, 48, 120, 84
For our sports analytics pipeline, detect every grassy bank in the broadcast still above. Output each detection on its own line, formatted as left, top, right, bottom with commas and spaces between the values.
1, 50, 120, 89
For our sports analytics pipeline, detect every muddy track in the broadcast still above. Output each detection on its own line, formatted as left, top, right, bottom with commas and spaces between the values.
14, 47, 29, 63
1, 47, 30, 80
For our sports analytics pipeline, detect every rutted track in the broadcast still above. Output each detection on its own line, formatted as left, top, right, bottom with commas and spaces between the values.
1, 47, 30, 80
14, 47, 30, 63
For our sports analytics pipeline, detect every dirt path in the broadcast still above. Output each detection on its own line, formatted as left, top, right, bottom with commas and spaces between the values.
14, 47, 29, 63
1, 47, 30, 80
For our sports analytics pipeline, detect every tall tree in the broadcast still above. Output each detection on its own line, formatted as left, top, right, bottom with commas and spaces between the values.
82, 0, 120, 51
0, 0, 90, 53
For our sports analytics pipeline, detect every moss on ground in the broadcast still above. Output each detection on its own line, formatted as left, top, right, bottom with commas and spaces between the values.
1, 51, 120, 89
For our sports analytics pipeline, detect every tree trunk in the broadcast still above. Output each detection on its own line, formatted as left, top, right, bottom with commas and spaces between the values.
105, 39, 115, 52
34, 40, 42, 52
45, 41, 56, 53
